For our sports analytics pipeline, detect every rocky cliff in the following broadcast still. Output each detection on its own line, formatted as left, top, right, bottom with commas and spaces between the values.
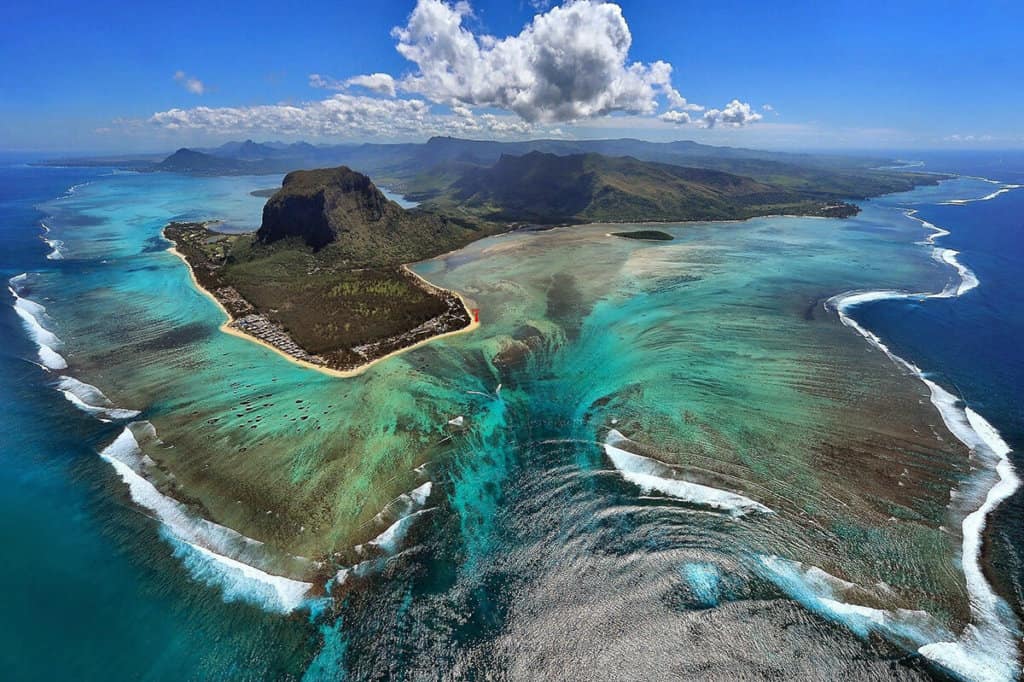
255, 166, 489, 267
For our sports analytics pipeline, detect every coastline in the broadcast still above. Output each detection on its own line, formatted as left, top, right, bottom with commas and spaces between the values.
166, 245, 480, 379
825, 205, 1021, 681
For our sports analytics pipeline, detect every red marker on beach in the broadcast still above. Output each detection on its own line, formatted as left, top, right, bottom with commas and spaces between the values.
472, 308, 480, 322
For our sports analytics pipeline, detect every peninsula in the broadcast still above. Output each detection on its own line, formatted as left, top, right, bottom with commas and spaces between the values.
164, 167, 487, 374
163, 141, 946, 374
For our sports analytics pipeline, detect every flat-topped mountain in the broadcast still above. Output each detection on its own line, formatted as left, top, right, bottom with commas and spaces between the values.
258, 167, 396, 250
255, 166, 488, 267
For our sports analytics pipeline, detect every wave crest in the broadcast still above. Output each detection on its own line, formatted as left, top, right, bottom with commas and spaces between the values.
99, 423, 313, 613
8, 274, 67, 370
826, 208, 1021, 681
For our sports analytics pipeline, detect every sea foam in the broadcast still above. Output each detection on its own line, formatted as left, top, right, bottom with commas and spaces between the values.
336, 480, 436, 589
757, 556, 948, 647
368, 508, 434, 555
43, 238, 65, 260
940, 183, 1022, 205
56, 375, 140, 421
825, 207, 1021, 681
360, 481, 435, 555
99, 424, 313, 613
38, 221, 65, 260
8, 274, 67, 370
604, 429, 772, 517
759, 555, 1018, 681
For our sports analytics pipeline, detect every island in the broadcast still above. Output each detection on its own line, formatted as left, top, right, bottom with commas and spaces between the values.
160, 142, 945, 374
164, 167, 488, 374
612, 230, 675, 241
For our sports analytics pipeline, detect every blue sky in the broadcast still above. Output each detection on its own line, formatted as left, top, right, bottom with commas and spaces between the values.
2, 0, 1021, 152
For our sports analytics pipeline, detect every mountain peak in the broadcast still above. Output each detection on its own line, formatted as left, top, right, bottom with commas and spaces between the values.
256, 166, 398, 251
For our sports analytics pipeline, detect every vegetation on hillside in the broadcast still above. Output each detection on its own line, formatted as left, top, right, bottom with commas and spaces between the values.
430, 152, 865, 224
612, 230, 675, 241
157, 142, 946, 369
163, 167, 485, 369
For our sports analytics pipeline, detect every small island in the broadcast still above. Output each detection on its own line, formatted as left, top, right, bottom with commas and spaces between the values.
612, 230, 675, 241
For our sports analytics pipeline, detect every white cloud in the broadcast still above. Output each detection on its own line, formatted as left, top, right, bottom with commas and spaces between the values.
308, 73, 343, 90
659, 110, 691, 124
173, 70, 206, 95
146, 93, 536, 139
664, 87, 703, 112
146, 1, 765, 140
311, 72, 397, 97
390, 0, 681, 123
944, 133, 994, 143
701, 99, 763, 128
344, 73, 397, 97
762, 103, 774, 111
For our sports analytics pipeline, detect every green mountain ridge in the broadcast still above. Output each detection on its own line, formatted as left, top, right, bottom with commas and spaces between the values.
256, 166, 493, 267
163, 148, 942, 372
445, 151, 813, 223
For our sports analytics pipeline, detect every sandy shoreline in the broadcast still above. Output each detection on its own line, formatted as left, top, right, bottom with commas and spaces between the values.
166, 245, 479, 379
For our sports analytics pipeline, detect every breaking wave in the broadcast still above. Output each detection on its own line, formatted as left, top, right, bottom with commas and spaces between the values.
56, 375, 140, 421
99, 423, 313, 613
825, 208, 1020, 681
334, 481, 436, 590
43, 238, 64, 260
8, 273, 67, 370
603, 429, 773, 517
940, 183, 1022, 205
38, 221, 65, 260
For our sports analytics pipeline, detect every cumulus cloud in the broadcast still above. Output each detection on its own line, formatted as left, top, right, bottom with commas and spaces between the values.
311, 72, 397, 97
701, 99, 763, 128
344, 73, 398, 97
146, 1, 765, 139
659, 110, 691, 125
173, 70, 206, 95
391, 0, 680, 123
147, 93, 533, 138
308, 73, 343, 90
664, 87, 703, 113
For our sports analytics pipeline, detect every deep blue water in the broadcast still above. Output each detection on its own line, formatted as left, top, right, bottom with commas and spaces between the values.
853, 153, 1024, 613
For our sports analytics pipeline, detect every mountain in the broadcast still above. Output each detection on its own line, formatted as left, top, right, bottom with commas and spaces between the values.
443, 151, 849, 223
258, 167, 393, 250
255, 166, 491, 266
156, 143, 343, 175
164, 165, 497, 369
225, 139, 278, 160
156, 148, 246, 173
334, 137, 941, 205
51, 136, 942, 208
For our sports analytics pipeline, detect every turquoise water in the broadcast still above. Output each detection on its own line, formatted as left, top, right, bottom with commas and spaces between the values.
0, 166, 316, 679
2, 159, 1022, 679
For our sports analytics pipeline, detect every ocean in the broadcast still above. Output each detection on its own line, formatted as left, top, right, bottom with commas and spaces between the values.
0, 152, 1021, 680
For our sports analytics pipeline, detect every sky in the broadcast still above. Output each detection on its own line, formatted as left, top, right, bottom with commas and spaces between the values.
2, 0, 1022, 153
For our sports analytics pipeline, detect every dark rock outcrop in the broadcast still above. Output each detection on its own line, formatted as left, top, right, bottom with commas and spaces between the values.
257, 167, 396, 251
